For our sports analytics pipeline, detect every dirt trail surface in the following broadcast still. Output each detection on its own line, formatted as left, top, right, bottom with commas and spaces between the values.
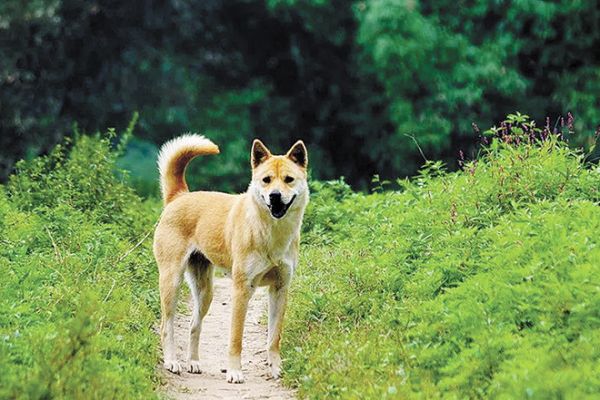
159, 276, 296, 400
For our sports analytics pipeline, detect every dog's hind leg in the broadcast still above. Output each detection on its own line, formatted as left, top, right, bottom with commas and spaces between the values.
159, 260, 186, 374
186, 253, 214, 374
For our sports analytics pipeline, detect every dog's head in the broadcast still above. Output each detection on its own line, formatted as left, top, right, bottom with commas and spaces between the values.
249, 139, 309, 220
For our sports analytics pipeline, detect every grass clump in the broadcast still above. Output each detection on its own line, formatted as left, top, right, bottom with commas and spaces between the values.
0, 131, 161, 399
286, 116, 600, 399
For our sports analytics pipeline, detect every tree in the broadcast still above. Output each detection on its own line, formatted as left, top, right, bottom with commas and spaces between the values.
2, 0, 599, 189
357, 0, 600, 170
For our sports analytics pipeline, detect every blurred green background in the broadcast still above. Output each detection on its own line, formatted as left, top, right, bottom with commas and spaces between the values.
2, 0, 599, 195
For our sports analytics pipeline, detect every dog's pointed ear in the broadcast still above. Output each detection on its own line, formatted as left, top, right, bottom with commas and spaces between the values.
251, 139, 271, 168
286, 140, 308, 168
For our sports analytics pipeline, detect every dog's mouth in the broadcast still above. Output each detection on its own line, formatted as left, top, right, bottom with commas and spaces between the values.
268, 195, 297, 219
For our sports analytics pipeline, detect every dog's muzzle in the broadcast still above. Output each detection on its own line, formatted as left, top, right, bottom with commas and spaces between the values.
268, 193, 297, 219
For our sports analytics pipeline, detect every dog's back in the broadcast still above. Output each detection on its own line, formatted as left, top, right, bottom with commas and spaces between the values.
155, 191, 238, 268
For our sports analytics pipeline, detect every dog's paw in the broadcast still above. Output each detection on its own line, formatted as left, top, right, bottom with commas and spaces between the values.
164, 360, 182, 374
188, 360, 202, 374
226, 368, 245, 384
267, 351, 282, 379
270, 364, 282, 380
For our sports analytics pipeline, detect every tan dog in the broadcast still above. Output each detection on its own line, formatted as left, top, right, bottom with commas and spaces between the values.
153, 134, 309, 383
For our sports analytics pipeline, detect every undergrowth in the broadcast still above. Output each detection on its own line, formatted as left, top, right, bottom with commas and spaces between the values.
0, 130, 161, 399
286, 115, 600, 399
2, 113, 599, 399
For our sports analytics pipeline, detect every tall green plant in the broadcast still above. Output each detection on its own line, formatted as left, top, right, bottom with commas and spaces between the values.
285, 114, 600, 398
0, 130, 161, 399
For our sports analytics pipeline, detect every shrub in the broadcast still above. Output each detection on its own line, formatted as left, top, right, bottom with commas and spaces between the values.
0, 131, 161, 399
286, 115, 600, 398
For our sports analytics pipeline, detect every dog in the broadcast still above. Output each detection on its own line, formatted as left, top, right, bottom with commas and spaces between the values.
153, 134, 309, 383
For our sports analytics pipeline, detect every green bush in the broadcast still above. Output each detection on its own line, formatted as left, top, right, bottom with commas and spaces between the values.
2, 112, 599, 399
286, 116, 600, 398
0, 132, 161, 399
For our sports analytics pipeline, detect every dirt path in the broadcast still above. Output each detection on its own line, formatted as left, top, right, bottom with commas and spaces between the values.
159, 276, 296, 400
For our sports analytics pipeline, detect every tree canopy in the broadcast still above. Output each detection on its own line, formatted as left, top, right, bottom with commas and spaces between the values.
1, 0, 599, 190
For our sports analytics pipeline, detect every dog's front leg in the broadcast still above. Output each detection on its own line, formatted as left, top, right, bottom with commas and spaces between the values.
227, 273, 254, 383
267, 284, 288, 379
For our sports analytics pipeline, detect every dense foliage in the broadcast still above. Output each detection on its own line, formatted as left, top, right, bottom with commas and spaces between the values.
0, 131, 161, 399
285, 117, 600, 398
2, 0, 600, 190
2, 107, 599, 398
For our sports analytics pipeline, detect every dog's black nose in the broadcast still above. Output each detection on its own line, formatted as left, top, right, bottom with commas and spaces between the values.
269, 191, 281, 202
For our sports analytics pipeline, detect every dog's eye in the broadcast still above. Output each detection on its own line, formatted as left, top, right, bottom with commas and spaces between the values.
284, 176, 294, 183
262, 176, 272, 184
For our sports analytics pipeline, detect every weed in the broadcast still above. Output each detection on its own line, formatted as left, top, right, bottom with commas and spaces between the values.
0, 131, 161, 399
285, 114, 600, 398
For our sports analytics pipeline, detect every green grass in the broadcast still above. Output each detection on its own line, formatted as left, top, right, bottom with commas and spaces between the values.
284, 128, 600, 398
0, 133, 162, 399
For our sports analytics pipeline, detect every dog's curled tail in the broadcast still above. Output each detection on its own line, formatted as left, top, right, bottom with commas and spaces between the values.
157, 134, 220, 205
